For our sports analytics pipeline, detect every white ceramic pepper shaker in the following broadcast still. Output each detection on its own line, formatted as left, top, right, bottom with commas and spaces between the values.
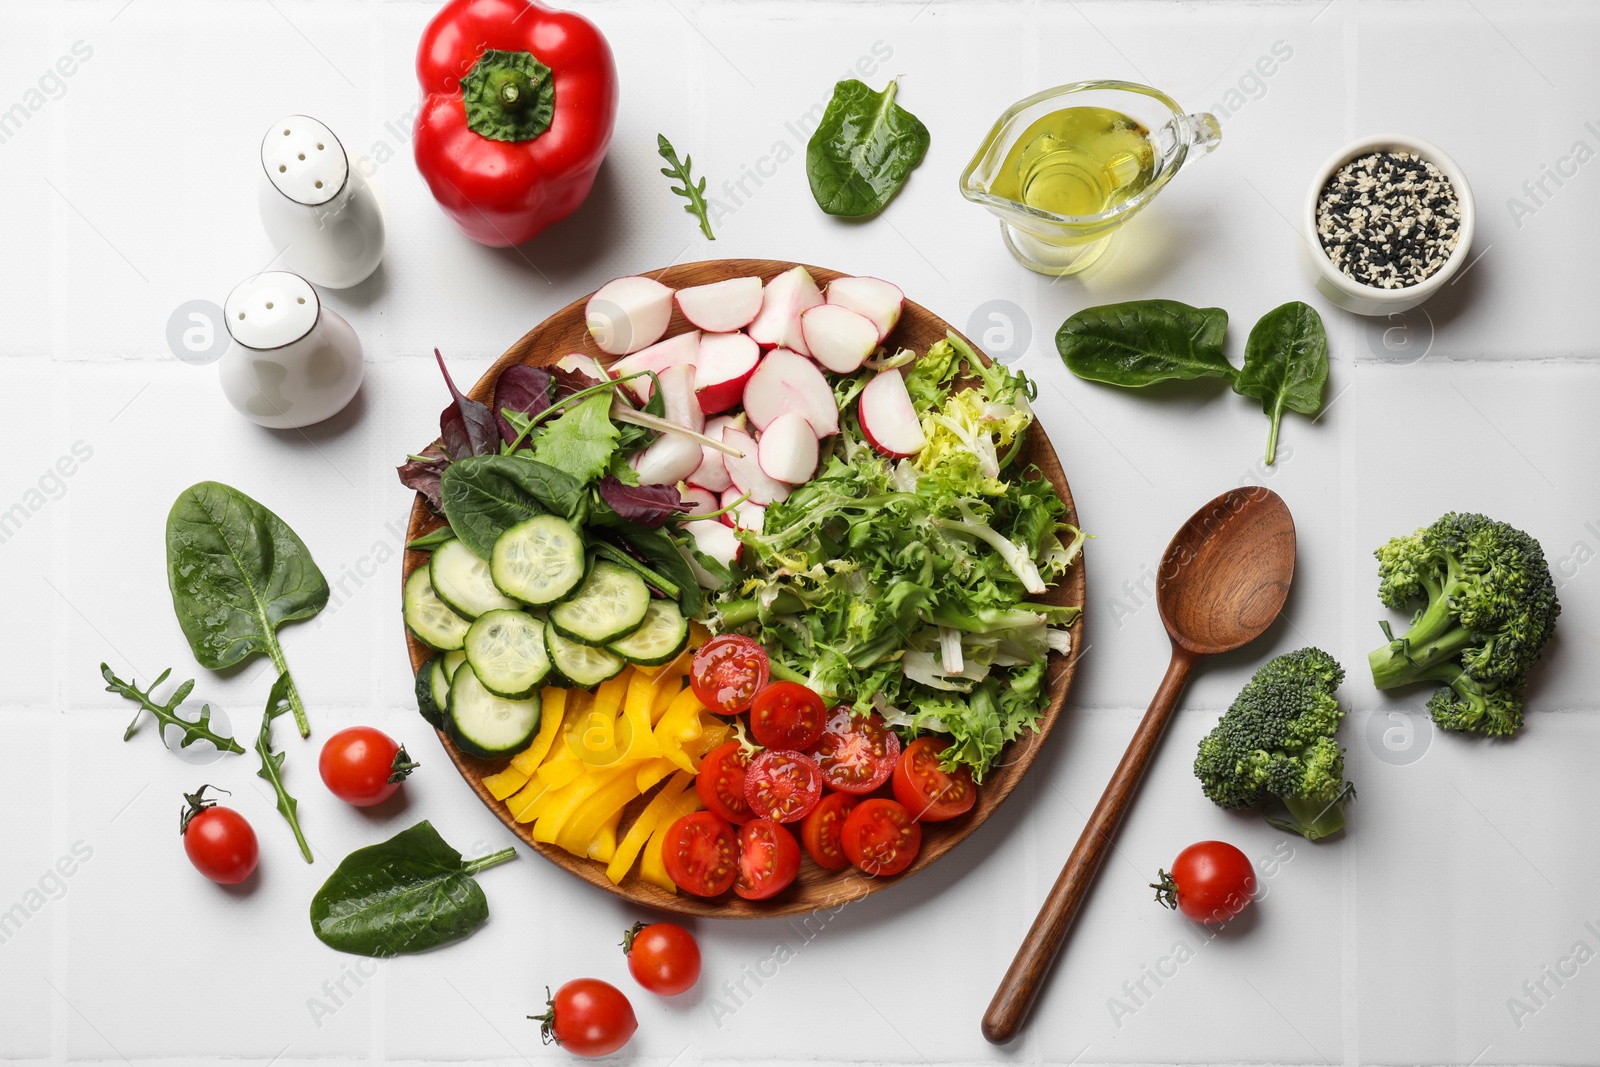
257, 115, 385, 289
219, 271, 364, 428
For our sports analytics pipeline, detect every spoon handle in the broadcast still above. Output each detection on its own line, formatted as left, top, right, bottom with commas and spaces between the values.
982, 646, 1197, 1045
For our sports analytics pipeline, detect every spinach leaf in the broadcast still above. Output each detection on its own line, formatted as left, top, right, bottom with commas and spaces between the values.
1055, 300, 1234, 387
102, 663, 245, 755
309, 821, 516, 957
439, 454, 588, 560
406, 525, 456, 551
257, 671, 313, 863
806, 79, 930, 218
604, 523, 704, 617
166, 481, 328, 737
530, 392, 619, 485
1232, 301, 1329, 465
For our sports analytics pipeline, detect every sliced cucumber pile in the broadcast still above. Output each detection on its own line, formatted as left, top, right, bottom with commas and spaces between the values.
404, 567, 471, 651
464, 609, 551, 699
545, 621, 626, 687
492, 515, 586, 605
447, 661, 542, 758
549, 560, 651, 645
416, 649, 467, 727
606, 600, 689, 666
430, 539, 518, 619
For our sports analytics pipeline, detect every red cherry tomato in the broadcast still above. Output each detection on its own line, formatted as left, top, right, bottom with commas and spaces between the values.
749, 680, 827, 750
622, 922, 700, 996
661, 811, 738, 897
734, 818, 801, 900
690, 634, 770, 715
319, 726, 417, 807
840, 798, 921, 877
744, 750, 822, 824
534, 978, 637, 1058
695, 740, 754, 824
1152, 840, 1257, 923
179, 786, 258, 885
800, 791, 858, 871
892, 736, 978, 822
811, 707, 901, 795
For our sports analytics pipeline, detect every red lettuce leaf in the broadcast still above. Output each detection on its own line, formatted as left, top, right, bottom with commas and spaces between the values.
493, 364, 553, 446
435, 349, 498, 460
596, 477, 686, 529
397, 443, 449, 512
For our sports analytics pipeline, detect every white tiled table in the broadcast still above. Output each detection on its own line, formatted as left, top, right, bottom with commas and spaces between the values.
3, 1, 1596, 1064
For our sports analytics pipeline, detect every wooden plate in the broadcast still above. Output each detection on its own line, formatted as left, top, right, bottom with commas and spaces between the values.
402, 258, 1086, 918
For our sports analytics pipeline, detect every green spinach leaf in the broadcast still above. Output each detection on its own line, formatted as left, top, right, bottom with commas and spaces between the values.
257, 671, 313, 863
166, 481, 328, 737
102, 663, 245, 755
1233, 301, 1329, 465
439, 455, 588, 560
600, 522, 705, 618
807, 79, 930, 218
1055, 300, 1234, 387
309, 821, 516, 957
530, 392, 620, 486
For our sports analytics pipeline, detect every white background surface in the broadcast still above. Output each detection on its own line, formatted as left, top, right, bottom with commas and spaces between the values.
2, 1, 1597, 1064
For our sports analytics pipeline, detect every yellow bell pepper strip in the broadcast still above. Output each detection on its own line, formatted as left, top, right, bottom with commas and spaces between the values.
639, 808, 681, 892
510, 687, 567, 775
654, 689, 706, 775
593, 671, 632, 718
481, 764, 529, 801
560, 757, 674, 854
606, 772, 694, 884
506, 777, 552, 822
586, 809, 622, 863
636, 759, 676, 793
533, 762, 634, 844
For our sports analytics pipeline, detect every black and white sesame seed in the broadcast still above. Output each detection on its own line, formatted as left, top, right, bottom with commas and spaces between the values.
1315, 151, 1462, 289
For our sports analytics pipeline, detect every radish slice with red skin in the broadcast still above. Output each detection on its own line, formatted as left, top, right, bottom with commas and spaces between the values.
742, 348, 839, 436
654, 363, 705, 433
825, 276, 903, 342
676, 277, 763, 333
801, 304, 878, 373
694, 332, 760, 415
722, 425, 790, 505
718, 489, 766, 533
757, 411, 820, 484
587, 276, 674, 355
748, 266, 823, 354
858, 369, 928, 458
688, 415, 737, 493
611, 331, 700, 402
679, 485, 719, 516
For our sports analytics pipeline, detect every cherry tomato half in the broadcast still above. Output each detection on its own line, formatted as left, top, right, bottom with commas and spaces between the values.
690, 634, 770, 715
811, 707, 901, 795
179, 786, 258, 885
534, 978, 637, 1057
892, 736, 977, 822
800, 791, 858, 871
840, 798, 921, 877
1152, 840, 1257, 924
734, 819, 801, 900
695, 740, 754, 824
744, 749, 822, 824
622, 921, 701, 996
661, 811, 739, 897
319, 726, 417, 807
749, 680, 827, 750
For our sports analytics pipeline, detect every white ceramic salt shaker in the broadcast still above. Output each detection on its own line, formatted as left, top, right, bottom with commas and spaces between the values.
257, 115, 385, 289
219, 272, 364, 428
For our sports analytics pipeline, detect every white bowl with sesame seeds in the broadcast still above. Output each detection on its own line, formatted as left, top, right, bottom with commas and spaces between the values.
1300, 133, 1475, 316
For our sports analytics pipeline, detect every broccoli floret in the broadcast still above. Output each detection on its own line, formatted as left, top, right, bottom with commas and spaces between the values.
1367, 513, 1560, 737
1194, 648, 1354, 841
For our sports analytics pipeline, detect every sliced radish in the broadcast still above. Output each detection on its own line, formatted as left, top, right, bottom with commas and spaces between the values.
858, 369, 927, 458
757, 411, 820, 484
688, 414, 737, 493
554, 353, 602, 376
631, 431, 703, 486
686, 518, 742, 574
801, 304, 878, 374
679, 485, 719, 516
587, 276, 673, 355
722, 425, 790, 505
694, 332, 760, 415
826, 276, 904, 342
654, 363, 704, 433
610, 330, 700, 403
676, 277, 763, 333
719, 488, 767, 533
742, 348, 839, 436
748, 266, 823, 354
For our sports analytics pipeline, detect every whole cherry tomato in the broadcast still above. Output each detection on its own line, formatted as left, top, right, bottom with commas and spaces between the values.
319, 726, 418, 807
179, 785, 258, 885
1151, 840, 1257, 923
533, 979, 636, 1057
622, 921, 700, 996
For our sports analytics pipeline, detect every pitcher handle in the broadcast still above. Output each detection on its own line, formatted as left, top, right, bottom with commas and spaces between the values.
1180, 111, 1223, 162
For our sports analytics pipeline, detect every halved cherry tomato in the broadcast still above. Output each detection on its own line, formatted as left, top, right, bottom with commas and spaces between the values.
892, 736, 978, 822
811, 708, 901, 795
734, 818, 801, 900
695, 740, 754, 824
744, 750, 822, 823
840, 798, 921, 877
660, 811, 738, 897
800, 791, 858, 871
690, 634, 769, 715
749, 681, 827, 750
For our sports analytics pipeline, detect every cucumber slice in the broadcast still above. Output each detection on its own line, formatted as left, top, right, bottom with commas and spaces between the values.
464, 609, 551, 699
416, 655, 445, 727
606, 600, 689, 666
546, 621, 626, 687
549, 560, 651, 645
492, 515, 586, 605
404, 567, 471, 651
447, 662, 541, 758
430, 539, 518, 620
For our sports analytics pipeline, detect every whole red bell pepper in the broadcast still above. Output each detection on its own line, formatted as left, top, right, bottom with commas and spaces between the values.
413, 0, 618, 247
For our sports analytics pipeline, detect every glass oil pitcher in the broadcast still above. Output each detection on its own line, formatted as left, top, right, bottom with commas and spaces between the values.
960, 81, 1221, 276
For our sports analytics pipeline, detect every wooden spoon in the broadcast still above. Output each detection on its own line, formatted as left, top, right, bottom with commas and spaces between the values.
982, 487, 1296, 1045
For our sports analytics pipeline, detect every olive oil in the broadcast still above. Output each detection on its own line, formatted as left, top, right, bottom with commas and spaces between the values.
989, 106, 1156, 217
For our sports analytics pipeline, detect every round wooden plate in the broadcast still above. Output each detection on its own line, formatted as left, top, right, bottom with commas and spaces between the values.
403, 258, 1086, 918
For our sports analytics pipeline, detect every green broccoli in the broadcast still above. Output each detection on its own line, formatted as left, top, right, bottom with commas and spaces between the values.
1194, 648, 1354, 841
1366, 512, 1560, 737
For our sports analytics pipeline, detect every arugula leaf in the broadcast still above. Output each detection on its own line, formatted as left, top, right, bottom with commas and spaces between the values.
439, 455, 587, 560
257, 671, 313, 863
1055, 300, 1234, 387
1232, 301, 1329, 466
530, 392, 619, 485
102, 663, 245, 755
806, 79, 930, 218
657, 134, 715, 240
